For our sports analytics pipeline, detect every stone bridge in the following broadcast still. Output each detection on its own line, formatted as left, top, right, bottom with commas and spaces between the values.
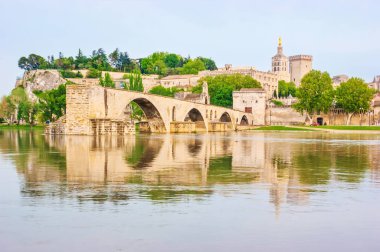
61, 84, 262, 135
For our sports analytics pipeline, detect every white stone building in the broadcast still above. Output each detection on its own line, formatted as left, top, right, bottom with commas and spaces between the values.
232, 88, 267, 125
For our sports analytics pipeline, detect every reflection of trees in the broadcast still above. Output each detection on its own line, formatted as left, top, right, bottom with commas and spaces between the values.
335, 146, 368, 183
207, 156, 258, 184
293, 152, 331, 185
124, 136, 163, 169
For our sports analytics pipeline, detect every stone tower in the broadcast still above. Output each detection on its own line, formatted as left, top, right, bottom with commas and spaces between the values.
272, 37, 290, 82
289, 55, 313, 87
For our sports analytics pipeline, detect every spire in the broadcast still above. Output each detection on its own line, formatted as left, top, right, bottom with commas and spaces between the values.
278, 37, 282, 47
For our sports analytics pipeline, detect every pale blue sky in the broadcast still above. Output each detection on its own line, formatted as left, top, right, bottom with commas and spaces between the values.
0, 0, 379, 96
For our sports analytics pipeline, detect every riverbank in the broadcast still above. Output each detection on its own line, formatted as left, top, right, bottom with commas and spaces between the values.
0, 125, 44, 130
253, 125, 380, 133
253, 126, 315, 131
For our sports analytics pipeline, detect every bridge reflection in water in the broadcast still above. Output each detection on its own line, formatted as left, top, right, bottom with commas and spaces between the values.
1, 130, 380, 212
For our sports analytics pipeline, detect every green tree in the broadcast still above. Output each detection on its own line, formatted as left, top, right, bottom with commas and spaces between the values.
86, 68, 101, 78
100, 73, 115, 88
197, 57, 217, 70
179, 58, 206, 74
17, 100, 37, 125
278, 80, 297, 97
149, 85, 183, 97
0, 96, 15, 123
164, 53, 182, 68
335, 77, 375, 125
293, 70, 334, 124
126, 71, 143, 92
75, 49, 88, 69
34, 84, 67, 122
192, 74, 261, 107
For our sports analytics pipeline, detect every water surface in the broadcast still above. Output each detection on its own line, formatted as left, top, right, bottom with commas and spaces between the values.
1, 130, 380, 251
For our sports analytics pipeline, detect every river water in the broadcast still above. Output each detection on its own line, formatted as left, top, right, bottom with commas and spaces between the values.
0, 129, 379, 252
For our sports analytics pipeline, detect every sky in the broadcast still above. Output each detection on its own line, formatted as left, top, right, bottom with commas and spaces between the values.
0, 0, 379, 96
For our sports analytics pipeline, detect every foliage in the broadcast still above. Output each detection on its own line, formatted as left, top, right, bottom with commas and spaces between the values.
197, 57, 217, 70
271, 100, 284, 106
99, 73, 115, 88
278, 80, 297, 97
335, 78, 375, 125
0, 96, 15, 123
126, 71, 144, 92
60, 70, 83, 78
293, 70, 334, 123
17, 50, 217, 77
179, 58, 206, 74
18, 54, 49, 71
148, 85, 183, 97
34, 84, 67, 122
86, 68, 101, 78
192, 74, 261, 107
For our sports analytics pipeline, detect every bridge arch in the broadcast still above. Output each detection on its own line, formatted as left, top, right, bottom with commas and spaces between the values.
240, 115, 249, 125
220, 112, 232, 122
184, 108, 207, 132
123, 97, 167, 133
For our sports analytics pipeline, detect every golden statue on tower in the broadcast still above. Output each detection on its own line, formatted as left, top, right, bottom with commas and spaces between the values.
278, 37, 282, 47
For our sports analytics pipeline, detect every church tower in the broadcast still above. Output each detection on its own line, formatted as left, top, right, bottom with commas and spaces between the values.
272, 37, 290, 82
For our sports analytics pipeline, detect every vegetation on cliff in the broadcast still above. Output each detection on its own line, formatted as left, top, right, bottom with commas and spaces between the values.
17, 49, 217, 77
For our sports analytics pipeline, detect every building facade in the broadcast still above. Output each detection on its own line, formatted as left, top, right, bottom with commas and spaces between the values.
232, 88, 267, 125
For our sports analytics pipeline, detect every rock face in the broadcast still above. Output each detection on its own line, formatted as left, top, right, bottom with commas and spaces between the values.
16, 70, 66, 101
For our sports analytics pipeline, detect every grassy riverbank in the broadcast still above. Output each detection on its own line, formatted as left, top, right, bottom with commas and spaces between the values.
253, 126, 314, 131
0, 125, 44, 130
315, 125, 380, 131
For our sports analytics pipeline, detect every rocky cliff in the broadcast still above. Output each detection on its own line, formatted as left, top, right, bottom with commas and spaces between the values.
16, 70, 67, 101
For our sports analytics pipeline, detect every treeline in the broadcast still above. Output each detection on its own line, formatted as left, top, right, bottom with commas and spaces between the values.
0, 84, 67, 125
18, 49, 217, 76
294, 70, 376, 125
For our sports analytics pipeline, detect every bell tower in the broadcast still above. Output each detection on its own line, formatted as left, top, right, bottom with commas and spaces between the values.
272, 37, 290, 82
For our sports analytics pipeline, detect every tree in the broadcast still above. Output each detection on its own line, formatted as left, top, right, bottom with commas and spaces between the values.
17, 100, 37, 125
197, 57, 217, 70
179, 58, 206, 74
192, 74, 261, 107
75, 49, 88, 69
149, 85, 183, 97
35, 84, 67, 122
278, 80, 297, 97
99, 73, 115, 88
0, 96, 15, 123
293, 70, 334, 124
335, 77, 375, 125
164, 54, 182, 68
126, 70, 143, 91
86, 68, 101, 78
